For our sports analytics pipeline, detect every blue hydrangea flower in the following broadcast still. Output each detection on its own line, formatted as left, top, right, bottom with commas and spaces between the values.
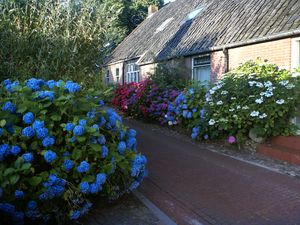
131, 155, 147, 177
117, 142, 126, 154
89, 183, 99, 194
101, 146, 109, 158
79, 182, 90, 194
3, 79, 11, 86
22, 153, 34, 163
5, 81, 19, 93
23, 112, 34, 124
0, 128, 3, 136
79, 119, 87, 126
32, 120, 44, 130
98, 100, 105, 106
0, 203, 15, 215
42, 137, 55, 147
44, 150, 57, 163
22, 127, 35, 138
204, 134, 209, 140
87, 110, 96, 119
0, 144, 10, 160
97, 135, 106, 145
64, 81, 81, 93
46, 80, 56, 89
91, 124, 99, 131
69, 136, 77, 143
63, 159, 74, 171
98, 116, 106, 126
96, 173, 106, 186
10, 145, 21, 155
2, 101, 16, 113
13, 211, 24, 223
73, 125, 85, 136
15, 190, 24, 199
126, 138, 137, 151
64, 123, 75, 131
127, 129, 137, 138
38, 91, 55, 101
70, 210, 81, 220
36, 127, 48, 139
27, 201, 37, 210
77, 161, 90, 173
26, 78, 43, 91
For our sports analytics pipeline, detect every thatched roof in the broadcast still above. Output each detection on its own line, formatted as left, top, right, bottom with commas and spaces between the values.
105, 0, 300, 65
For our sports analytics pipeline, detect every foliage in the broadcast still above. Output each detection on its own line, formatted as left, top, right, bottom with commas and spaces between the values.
148, 59, 190, 89
0, 0, 161, 86
0, 78, 147, 224
204, 61, 299, 142
113, 61, 299, 144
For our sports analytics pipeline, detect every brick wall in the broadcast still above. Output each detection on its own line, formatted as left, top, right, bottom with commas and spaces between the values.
211, 50, 227, 81
228, 38, 292, 70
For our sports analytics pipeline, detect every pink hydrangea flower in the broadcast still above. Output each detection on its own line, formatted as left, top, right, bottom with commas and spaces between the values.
228, 136, 236, 144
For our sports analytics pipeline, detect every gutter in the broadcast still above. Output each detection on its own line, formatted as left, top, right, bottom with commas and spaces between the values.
210, 29, 300, 51
107, 29, 300, 67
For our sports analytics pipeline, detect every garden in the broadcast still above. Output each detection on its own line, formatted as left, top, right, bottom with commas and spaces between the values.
112, 61, 300, 145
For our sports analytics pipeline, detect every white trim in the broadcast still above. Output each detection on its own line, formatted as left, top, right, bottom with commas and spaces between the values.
192, 55, 211, 83
291, 37, 300, 70
291, 37, 300, 134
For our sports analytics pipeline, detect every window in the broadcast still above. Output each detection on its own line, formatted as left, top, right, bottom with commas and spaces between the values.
116, 68, 120, 83
192, 55, 211, 84
182, 6, 204, 24
125, 61, 140, 83
155, 18, 174, 34
106, 70, 110, 84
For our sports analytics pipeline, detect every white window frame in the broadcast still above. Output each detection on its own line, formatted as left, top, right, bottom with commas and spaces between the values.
192, 55, 211, 84
116, 68, 120, 83
125, 61, 140, 83
291, 37, 300, 134
106, 70, 110, 85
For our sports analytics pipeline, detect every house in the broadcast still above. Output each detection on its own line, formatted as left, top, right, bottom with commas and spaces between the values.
104, 0, 300, 164
104, 0, 300, 85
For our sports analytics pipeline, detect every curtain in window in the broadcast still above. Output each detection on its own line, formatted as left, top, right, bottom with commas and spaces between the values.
193, 66, 211, 83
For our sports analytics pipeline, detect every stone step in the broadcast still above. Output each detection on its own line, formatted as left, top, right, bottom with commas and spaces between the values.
271, 136, 300, 151
257, 143, 300, 165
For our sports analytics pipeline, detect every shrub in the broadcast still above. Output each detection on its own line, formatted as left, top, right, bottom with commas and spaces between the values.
204, 61, 299, 142
0, 78, 147, 224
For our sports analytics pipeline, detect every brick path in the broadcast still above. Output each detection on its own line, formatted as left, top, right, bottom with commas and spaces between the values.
127, 119, 300, 225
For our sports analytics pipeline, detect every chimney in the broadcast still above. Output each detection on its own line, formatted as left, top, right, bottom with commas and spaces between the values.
148, 5, 158, 17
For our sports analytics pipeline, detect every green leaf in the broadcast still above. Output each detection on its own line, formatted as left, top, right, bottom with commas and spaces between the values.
0, 120, 6, 127
4, 168, 15, 177
51, 114, 61, 121
28, 176, 42, 186
17, 105, 27, 113
76, 136, 86, 142
20, 163, 31, 171
82, 175, 95, 183
90, 144, 101, 152
72, 149, 82, 160
9, 174, 20, 185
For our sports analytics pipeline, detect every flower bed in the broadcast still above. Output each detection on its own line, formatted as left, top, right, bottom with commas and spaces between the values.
113, 61, 299, 144
0, 78, 147, 224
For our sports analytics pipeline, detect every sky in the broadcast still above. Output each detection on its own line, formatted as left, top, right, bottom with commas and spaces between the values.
164, 0, 175, 4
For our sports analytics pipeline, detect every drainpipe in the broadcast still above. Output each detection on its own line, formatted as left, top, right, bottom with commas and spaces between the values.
222, 47, 229, 73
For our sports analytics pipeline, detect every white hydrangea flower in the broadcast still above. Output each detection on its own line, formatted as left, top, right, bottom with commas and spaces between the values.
255, 82, 264, 88
209, 102, 214, 106
236, 105, 241, 109
231, 97, 237, 100
264, 91, 273, 98
216, 101, 223, 105
229, 108, 235, 112
250, 111, 260, 117
248, 81, 256, 87
209, 90, 215, 95
168, 121, 173, 126
221, 91, 228, 95
276, 99, 285, 105
259, 113, 267, 119
264, 81, 272, 87
233, 115, 238, 118
242, 106, 249, 110
208, 119, 216, 126
255, 98, 264, 104
279, 80, 289, 86
286, 84, 295, 89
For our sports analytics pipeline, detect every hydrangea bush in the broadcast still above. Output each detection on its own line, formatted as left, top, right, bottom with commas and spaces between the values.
113, 61, 299, 144
205, 61, 299, 142
0, 78, 147, 224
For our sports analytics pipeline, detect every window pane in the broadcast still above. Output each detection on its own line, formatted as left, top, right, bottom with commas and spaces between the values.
116, 68, 119, 76
194, 56, 210, 66
193, 66, 211, 83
